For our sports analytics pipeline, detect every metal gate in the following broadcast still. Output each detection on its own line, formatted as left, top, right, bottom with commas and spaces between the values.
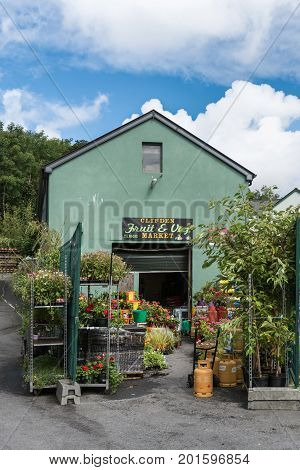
59, 223, 82, 381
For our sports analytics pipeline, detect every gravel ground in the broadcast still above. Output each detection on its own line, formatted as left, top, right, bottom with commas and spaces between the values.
0, 279, 299, 450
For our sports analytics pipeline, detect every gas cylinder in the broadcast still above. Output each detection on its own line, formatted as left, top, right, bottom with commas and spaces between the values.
216, 305, 228, 321
207, 355, 220, 377
219, 354, 237, 388
208, 303, 217, 323
234, 354, 243, 384
232, 329, 244, 352
212, 356, 220, 377
194, 360, 213, 398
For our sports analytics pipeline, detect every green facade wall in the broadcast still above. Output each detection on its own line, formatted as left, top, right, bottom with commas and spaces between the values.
48, 118, 246, 292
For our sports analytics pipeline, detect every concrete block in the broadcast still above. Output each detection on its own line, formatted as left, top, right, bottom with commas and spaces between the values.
248, 387, 300, 401
59, 395, 81, 406
248, 400, 300, 411
56, 379, 81, 406
248, 387, 300, 410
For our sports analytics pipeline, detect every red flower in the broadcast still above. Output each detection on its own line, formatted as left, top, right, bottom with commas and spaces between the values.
98, 362, 104, 369
82, 365, 89, 371
93, 365, 98, 370
104, 309, 109, 316
95, 355, 103, 360
109, 356, 114, 362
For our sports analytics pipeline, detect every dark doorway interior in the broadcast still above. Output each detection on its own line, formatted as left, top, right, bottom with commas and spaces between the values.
139, 272, 188, 308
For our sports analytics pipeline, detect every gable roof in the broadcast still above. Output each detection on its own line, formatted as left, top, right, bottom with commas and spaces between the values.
43, 109, 256, 182
274, 187, 300, 207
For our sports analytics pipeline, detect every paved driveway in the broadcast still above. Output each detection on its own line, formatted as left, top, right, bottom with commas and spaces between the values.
0, 279, 299, 450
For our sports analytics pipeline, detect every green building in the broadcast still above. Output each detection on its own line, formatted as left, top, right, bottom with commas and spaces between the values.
39, 110, 255, 312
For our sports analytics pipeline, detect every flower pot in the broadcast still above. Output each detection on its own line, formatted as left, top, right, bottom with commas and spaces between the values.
253, 375, 269, 387
268, 374, 286, 387
243, 368, 269, 388
94, 318, 108, 327
133, 310, 147, 323
99, 374, 106, 384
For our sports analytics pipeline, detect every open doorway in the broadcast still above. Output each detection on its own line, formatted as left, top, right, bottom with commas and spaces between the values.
139, 272, 188, 308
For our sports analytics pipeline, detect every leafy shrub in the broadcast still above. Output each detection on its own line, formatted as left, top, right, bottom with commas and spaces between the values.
144, 348, 167, 370
35, 226, 61, 270
108, 362, 124, 394
0, 236, 11, 248
23, 355, 64, 388
0, 204, 40, 255
80, 251, 129, 282
139, 301, 179, 330
145, 327, 176, 353
12, 269, 72, 305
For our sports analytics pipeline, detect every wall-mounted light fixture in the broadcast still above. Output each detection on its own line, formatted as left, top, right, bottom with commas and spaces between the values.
150, 177, 158, 188
149, 174, 162, 189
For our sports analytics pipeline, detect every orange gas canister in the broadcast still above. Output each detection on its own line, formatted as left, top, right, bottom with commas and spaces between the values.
232, 329, 244, 353
207, 356, 220, 377
234, 354, 244, 384
217, 305, 228, 321
194, 360, 213, 398
208, 304, 217, 323
219, 354, 237, 388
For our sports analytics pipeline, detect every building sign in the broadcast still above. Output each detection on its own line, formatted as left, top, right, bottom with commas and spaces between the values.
122, 218, 193, 241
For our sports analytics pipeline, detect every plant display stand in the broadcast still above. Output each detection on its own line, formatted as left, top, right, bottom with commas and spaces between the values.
27, 275, 68, 394
187, 327, 220, 387
77, 280, 120, 391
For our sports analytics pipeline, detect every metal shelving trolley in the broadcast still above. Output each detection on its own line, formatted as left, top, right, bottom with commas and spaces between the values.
77, 280, 119, 391
27, 272, 68, 394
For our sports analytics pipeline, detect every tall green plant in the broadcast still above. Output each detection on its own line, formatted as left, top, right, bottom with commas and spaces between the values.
194, 186, 298, 377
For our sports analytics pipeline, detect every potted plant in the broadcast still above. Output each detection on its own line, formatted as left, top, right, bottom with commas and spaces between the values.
14, 269, 72, 306
80, 251, 129, 283
79, 293, 110, 327
260, 315, 294, 386
76, 356, 106, 384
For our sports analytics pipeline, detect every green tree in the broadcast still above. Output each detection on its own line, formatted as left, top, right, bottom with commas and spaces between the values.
0, 121, 87, 217
194, 185, 299, 377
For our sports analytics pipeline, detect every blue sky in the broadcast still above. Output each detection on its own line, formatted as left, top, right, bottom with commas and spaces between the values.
0, 1, 300, 193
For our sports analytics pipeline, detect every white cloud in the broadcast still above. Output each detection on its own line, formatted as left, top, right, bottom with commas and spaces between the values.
0, 88, 108, 138
123, 81, 300, 194
0, 1, 300, 82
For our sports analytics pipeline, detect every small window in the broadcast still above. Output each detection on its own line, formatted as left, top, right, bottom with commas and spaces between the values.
142, 143, 162, 173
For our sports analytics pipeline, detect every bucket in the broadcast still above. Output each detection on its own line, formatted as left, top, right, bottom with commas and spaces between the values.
181, 319, 191, 334
133, 310, 147, 323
